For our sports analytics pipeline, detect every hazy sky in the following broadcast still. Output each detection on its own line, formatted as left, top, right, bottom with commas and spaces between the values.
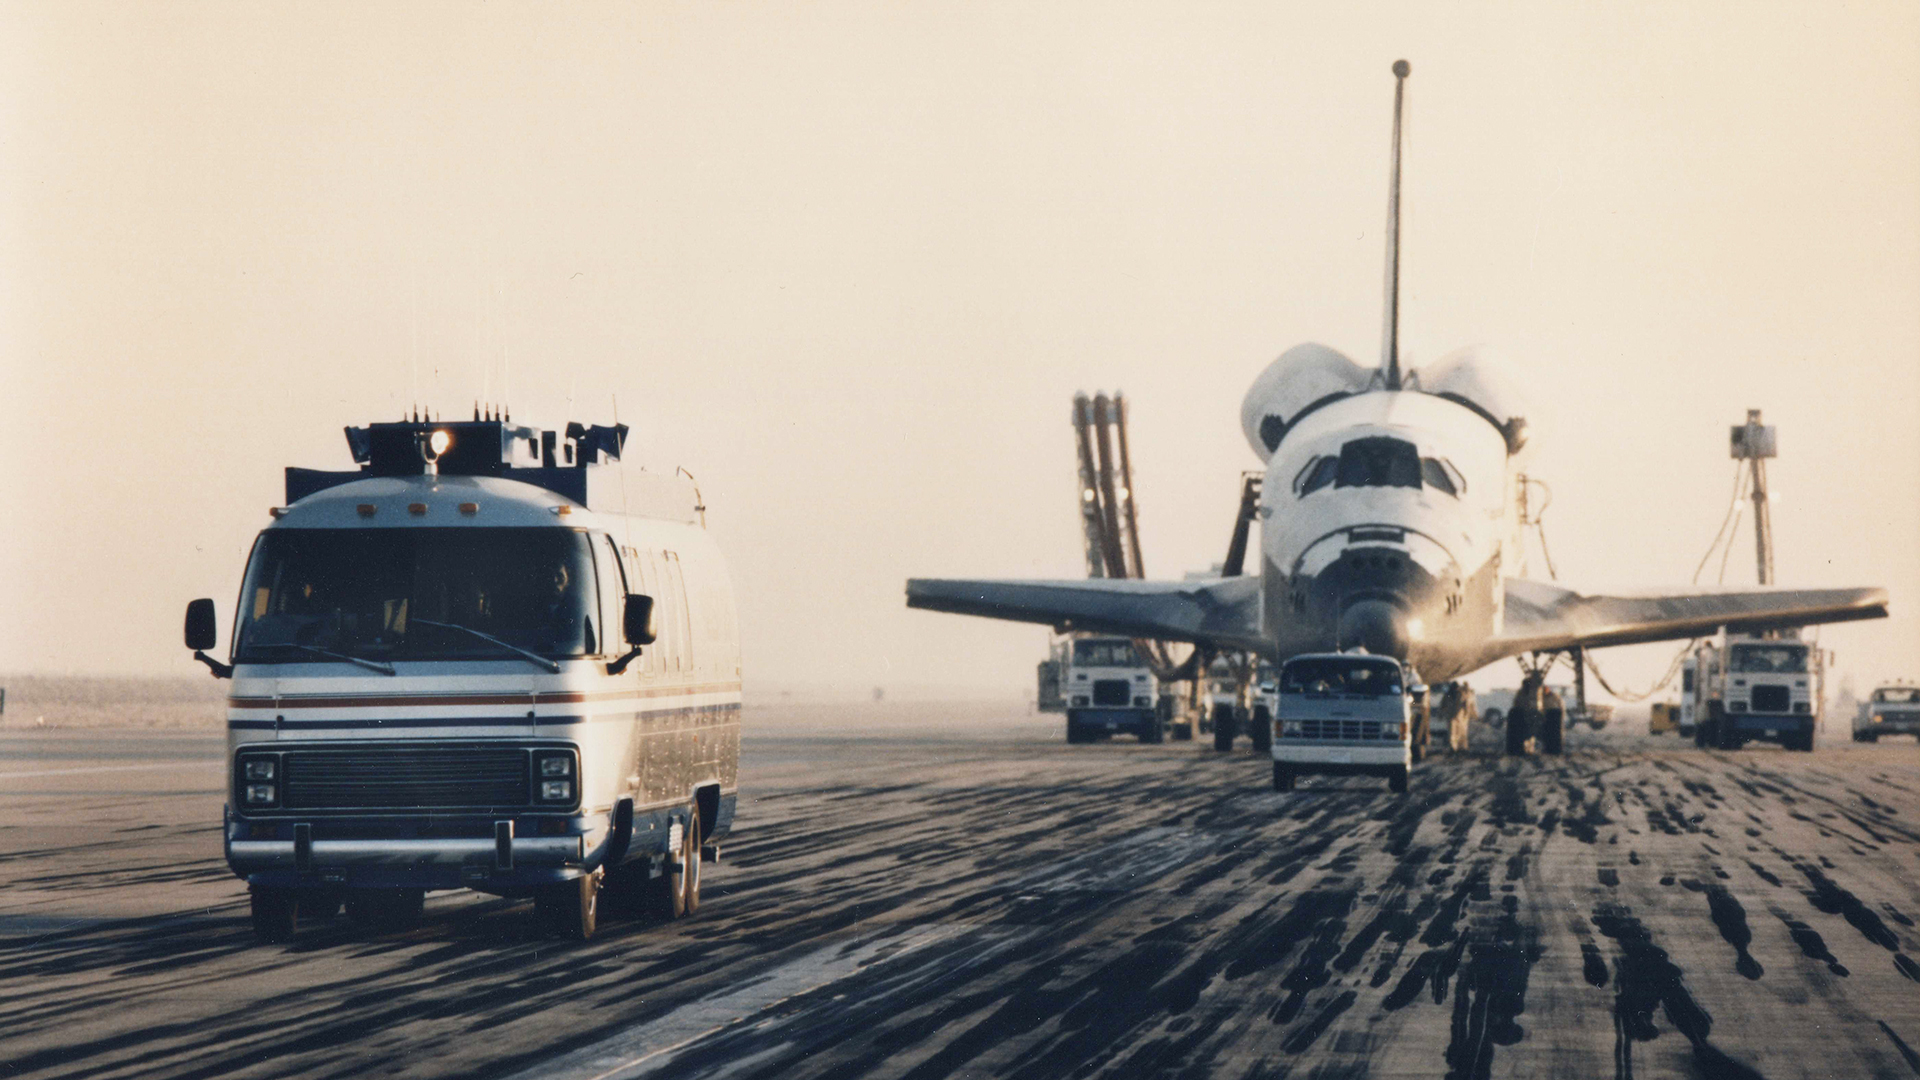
3, 1, 1916, 700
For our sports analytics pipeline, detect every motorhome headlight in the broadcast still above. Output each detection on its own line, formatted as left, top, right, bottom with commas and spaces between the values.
536, 754, 574, 778
1282, 719, 1302, 736
1133, 696, 1152, 707
1071, 695, 1089, 707
235, 754, 281, 808
540, 780, 573, 802
1793, 702, 1810, 714
1382, 721, 1404, 738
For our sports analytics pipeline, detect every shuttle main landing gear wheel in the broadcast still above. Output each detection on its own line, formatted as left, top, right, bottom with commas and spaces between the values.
1538, 706, 1564, 755
1212, 705, 1236, 752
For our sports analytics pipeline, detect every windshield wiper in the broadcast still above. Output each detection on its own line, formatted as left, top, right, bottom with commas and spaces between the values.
288, 643, 396, 676
412, 619, 562, 674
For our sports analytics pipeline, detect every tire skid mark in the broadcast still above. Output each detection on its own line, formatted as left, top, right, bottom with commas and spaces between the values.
1590, 902, 1767, 1080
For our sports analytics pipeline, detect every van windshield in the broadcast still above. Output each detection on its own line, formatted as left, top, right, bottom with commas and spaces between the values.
1729, 645, 1808, 674
233, 528, 599, 664
1874, 687, 1919, 704
1281, 657, 1403, 697
1073, 640, 1141, 667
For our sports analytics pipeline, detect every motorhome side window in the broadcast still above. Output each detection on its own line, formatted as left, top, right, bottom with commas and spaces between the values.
595, 534, 626, 655
234, 528, 601, 662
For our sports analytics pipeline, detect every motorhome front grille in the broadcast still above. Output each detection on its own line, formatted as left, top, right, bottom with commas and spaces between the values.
1092, 680, 1133, 706
1298, 719, 1387, 741
281, 748, 530, 810
1750, 686, 1791, 713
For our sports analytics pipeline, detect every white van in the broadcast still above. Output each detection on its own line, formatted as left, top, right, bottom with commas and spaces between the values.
1270, 653, 1417, 793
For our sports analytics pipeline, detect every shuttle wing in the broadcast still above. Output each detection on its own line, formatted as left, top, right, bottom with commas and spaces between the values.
906, 576, 1267, 653
1489, 578, 1889, 661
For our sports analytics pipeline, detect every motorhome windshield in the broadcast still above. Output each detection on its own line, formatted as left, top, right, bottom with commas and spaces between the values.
1281, 657, 1403, 697
233, 528, 599, 664
1729, 645, 1808, 674
1073, 640, 1141, 667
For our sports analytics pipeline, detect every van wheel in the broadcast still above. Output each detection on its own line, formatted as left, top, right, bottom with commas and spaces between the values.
538, 873, 599, 940
250, 886, 299, 943
1271, 762, 1294, 792
1388, 766, 1409, 794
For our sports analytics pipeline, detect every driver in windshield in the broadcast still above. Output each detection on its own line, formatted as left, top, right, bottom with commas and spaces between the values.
542, 561, 589, 653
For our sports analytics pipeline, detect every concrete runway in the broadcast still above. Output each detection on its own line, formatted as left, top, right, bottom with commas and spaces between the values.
3, 704, 1919, 1079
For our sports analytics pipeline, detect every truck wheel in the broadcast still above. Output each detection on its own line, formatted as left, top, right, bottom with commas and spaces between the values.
1388, 766, 1409, 794
1212, 706, 1236, 752
1272, 762, 1294, 792
1139, 714, 1164, 744
1066, 713, 1091, 744
538, 873, 599, 941
1249, 708, 1272, 753
1539, 708, 1564, 755
1171, 719, 1193, 741
250, 886, 299, 943
1864, 732, 1879, 743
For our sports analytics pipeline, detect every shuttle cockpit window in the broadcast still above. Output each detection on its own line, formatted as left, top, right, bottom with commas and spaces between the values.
234, 528, 600, 665
1728, 645, 1809, 674
1420, 458, 1462, 496
1281, 657, 1404, 697
1334, 437, 1422, 490
1297, 456, 1338, 496
1073, 639, 1142, 667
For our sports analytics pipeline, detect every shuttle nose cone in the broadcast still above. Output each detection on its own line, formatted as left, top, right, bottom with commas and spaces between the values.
1339, 600, 1410, 659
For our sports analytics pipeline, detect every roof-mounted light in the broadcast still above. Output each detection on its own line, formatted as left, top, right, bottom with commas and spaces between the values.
429, 430, 452, 456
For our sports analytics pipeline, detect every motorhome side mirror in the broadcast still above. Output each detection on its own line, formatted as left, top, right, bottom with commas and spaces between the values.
185, 599, 218, 651
623, 594, 657, 646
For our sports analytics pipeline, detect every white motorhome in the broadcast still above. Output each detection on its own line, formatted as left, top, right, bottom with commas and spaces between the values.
1270, 653, 1421, 793
186, 415, 740, 942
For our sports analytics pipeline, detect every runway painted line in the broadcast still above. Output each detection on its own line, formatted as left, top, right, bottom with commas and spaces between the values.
504, 925, 978, 1080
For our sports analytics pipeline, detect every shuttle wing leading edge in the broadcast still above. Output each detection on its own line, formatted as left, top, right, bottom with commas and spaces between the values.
905, 576, 1266, 654
1488, 578, 1889, 665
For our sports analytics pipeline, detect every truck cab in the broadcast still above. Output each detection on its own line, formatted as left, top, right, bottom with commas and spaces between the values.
1854, 684, 1920, 743
1270, 652, 1417, 793
1063, 636, 1160, 743
1688, 632, 1819, 751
